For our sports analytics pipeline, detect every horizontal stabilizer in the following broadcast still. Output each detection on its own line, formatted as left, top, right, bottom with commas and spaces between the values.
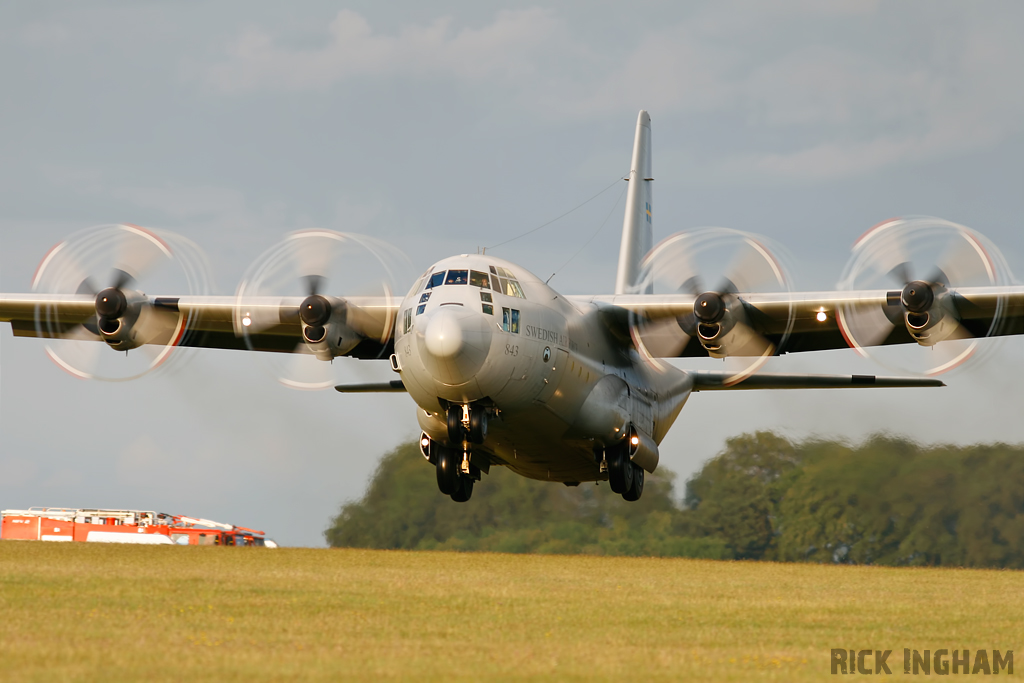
691, 372, 944, 391
334, 380, 407, 393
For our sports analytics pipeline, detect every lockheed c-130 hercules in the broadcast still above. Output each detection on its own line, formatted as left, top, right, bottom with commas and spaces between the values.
3, 111, 1023, 503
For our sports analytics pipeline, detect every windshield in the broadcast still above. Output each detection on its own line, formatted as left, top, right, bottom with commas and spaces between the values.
469, 270, 489, 288
445, 269, 469, 285
425, 271, 445, 289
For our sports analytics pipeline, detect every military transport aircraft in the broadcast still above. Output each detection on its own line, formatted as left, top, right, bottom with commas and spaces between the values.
3, 111, 1023, 503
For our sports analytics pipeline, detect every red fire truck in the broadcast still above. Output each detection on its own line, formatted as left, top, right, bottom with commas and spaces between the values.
0, 507, 277, 547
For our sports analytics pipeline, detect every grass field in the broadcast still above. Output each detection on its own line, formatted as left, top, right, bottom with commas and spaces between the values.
0, 542, 1020, 682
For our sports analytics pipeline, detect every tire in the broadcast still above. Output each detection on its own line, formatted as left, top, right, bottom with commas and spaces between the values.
468, 408, 487, 444
622, 464, 644, 501
450, 475, 474, 502
607, 445, 633, 494
447, 407, 464, 445
435, 448, 460, 495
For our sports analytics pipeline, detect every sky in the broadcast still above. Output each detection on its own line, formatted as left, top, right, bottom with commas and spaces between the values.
2, 1, 1024, 547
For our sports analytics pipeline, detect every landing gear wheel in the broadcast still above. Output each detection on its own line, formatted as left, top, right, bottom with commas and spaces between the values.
622, 464, 644, 501
450, 475, 474, 502
435, 448, 460, 496
607, 445, 634, 495
447, 407, 465, 445
468, 407, 488, 445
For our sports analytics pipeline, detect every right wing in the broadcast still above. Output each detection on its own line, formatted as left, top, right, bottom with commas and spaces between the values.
0, 294, 400, 358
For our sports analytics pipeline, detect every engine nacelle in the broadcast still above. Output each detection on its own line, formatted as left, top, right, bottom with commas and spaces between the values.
692, 292, 766, 358
94, 287, 147, 351
299, 295, 363, 360
900, 281, 961, 347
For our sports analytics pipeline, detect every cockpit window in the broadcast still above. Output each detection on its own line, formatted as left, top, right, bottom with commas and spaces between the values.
445, 269, 469, 285
425, 271, 445, 289
509, 281, 526, 299
469, 270, 490, 288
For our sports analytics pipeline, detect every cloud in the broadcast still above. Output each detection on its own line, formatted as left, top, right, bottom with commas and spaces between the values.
208, 8, 559, 93
200, 4, 1024, 183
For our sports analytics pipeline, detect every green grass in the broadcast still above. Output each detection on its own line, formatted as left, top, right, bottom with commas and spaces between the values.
0, 542, 1020, 682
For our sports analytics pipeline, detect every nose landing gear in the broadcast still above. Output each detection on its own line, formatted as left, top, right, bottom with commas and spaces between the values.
447, 404, 488, 445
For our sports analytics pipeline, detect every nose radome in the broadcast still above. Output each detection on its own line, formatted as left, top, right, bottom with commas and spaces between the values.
418, 306, 492, 385
424, 309, 465, 359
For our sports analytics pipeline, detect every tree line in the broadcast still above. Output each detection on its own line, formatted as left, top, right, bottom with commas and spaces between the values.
325, 432, 1024, 568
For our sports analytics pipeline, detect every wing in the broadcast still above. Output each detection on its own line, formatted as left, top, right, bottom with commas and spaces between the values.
570, 286, 1024, 357
0, 294, 400, 359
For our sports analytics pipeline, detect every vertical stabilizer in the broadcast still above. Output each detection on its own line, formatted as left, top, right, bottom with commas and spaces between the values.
614, 110, 653, 294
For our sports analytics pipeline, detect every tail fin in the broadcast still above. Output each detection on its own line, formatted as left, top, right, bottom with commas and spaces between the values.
614, 110, 653, 294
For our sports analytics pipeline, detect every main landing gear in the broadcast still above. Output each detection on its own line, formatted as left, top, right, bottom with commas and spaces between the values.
426, 406, 488, 503
606, 442, 645, 501
434, 446, 477, 502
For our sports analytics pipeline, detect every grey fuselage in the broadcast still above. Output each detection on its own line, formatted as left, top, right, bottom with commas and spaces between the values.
395, 254, 692, 483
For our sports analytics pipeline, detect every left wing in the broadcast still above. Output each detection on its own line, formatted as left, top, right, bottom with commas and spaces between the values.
571, 286, 1024, 357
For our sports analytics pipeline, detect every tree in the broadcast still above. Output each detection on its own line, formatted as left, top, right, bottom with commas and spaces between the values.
682, 431, 801, 559
324, 441, 730, 559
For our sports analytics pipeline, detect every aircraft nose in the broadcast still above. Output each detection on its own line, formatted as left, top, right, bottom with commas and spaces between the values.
418, 306, 492, 385
424, 309, 465, 359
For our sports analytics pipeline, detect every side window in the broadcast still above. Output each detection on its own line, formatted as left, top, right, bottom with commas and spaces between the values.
469, 270, 489, 288
480, 291, 492, 303
511, 309, 520, 334
445, 269, 468, 285
502, 307, 511, 332
482, 304, 493, 315
403, 309, 412, 334
490, 275, 501, 292
426, 271, 445, 289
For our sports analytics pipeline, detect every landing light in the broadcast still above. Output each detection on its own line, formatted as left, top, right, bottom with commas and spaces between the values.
816, 310, 827, 322
630, 435, 640, 446
242, 315, 252, 327
421, 436, 430, 448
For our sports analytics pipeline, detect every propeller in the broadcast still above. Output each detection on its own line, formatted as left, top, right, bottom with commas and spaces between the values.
837, 217, 1012, 376
630, 228, 794, 383
235, 230, 413, 390
31, 224, 210, 381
